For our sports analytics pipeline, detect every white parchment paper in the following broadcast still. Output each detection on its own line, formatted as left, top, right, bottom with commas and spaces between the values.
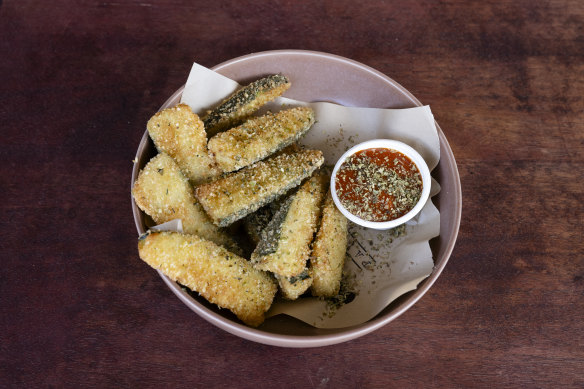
177, 62, 440, 328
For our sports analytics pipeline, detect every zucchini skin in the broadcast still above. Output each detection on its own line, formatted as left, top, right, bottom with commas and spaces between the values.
208, 107, 315, 172
251, 173, 328, 278
194, 148, 324, 227
243, 204, 276, 245
202, 74, 291, 137
138, 231, 277, 327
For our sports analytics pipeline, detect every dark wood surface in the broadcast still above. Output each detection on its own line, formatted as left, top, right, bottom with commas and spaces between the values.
1, 0, 582, 387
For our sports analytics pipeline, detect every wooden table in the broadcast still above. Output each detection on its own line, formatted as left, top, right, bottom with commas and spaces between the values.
1, 0, 582, 387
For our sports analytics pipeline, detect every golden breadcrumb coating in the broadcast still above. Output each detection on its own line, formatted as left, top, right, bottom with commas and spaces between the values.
310, 190, 349, 297
132, 153, 240, 254
194, 148, 324, 227
251, 173, 328, 277
138, 231, 277, 327
276, 271, 313, 300
147, 104, 221, 185
208, 107, 315, 172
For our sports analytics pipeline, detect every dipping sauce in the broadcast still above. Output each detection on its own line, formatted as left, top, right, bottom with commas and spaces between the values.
334, 147, 423, 222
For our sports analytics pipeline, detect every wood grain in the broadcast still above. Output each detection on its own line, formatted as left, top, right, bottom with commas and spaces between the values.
1, 0, 582, 387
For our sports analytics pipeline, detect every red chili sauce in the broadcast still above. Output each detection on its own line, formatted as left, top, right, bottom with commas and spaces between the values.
334, 147, 423, 222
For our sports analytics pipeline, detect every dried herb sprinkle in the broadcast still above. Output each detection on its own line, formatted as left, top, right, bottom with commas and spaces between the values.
335, 147, 423, 222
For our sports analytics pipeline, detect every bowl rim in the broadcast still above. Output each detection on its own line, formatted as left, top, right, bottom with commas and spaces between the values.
131, 49, 462, 347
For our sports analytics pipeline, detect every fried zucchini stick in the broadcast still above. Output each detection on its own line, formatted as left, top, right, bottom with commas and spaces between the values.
132, 153, 241, 254
243, 190, 292, 245
310, 190, 349, 297
202, 74, 291, 137
147, 104, 221, 185
194, 148, 324, 227
251, 173, 328, 278
276, 270, 313, 300
207, 107, 315, 172
243, 205, 275, 246
138, 231, 277, 327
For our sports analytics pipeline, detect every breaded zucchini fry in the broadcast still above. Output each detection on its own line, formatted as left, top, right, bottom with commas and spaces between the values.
138, 231, 277, 327
276, 270, 313, 300
243, 205, 274, 246
310, 190, 349, 297
147, 104, 220, 185
194, 148, 324, 227
243, 193, 290, 245
132, 153, 241, 254
251, 173, 328, 277
208, 107, 315, 172
202, 74, 291, 137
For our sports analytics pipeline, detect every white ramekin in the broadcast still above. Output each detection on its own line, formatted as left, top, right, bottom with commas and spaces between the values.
330, 139, 431, 230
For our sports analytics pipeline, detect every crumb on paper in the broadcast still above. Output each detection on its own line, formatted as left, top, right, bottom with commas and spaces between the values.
323, 124, 346, 151
389, 224, 407, 238
321, 270, 360, 318
346, 223, 408, 272
347, 133, 360, 144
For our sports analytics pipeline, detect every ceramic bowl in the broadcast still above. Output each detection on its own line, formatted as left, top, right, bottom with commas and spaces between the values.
131, 50, 461, 347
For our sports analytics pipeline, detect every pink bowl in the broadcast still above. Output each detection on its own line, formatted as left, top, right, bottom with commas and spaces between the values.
131, 50, 461, 347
